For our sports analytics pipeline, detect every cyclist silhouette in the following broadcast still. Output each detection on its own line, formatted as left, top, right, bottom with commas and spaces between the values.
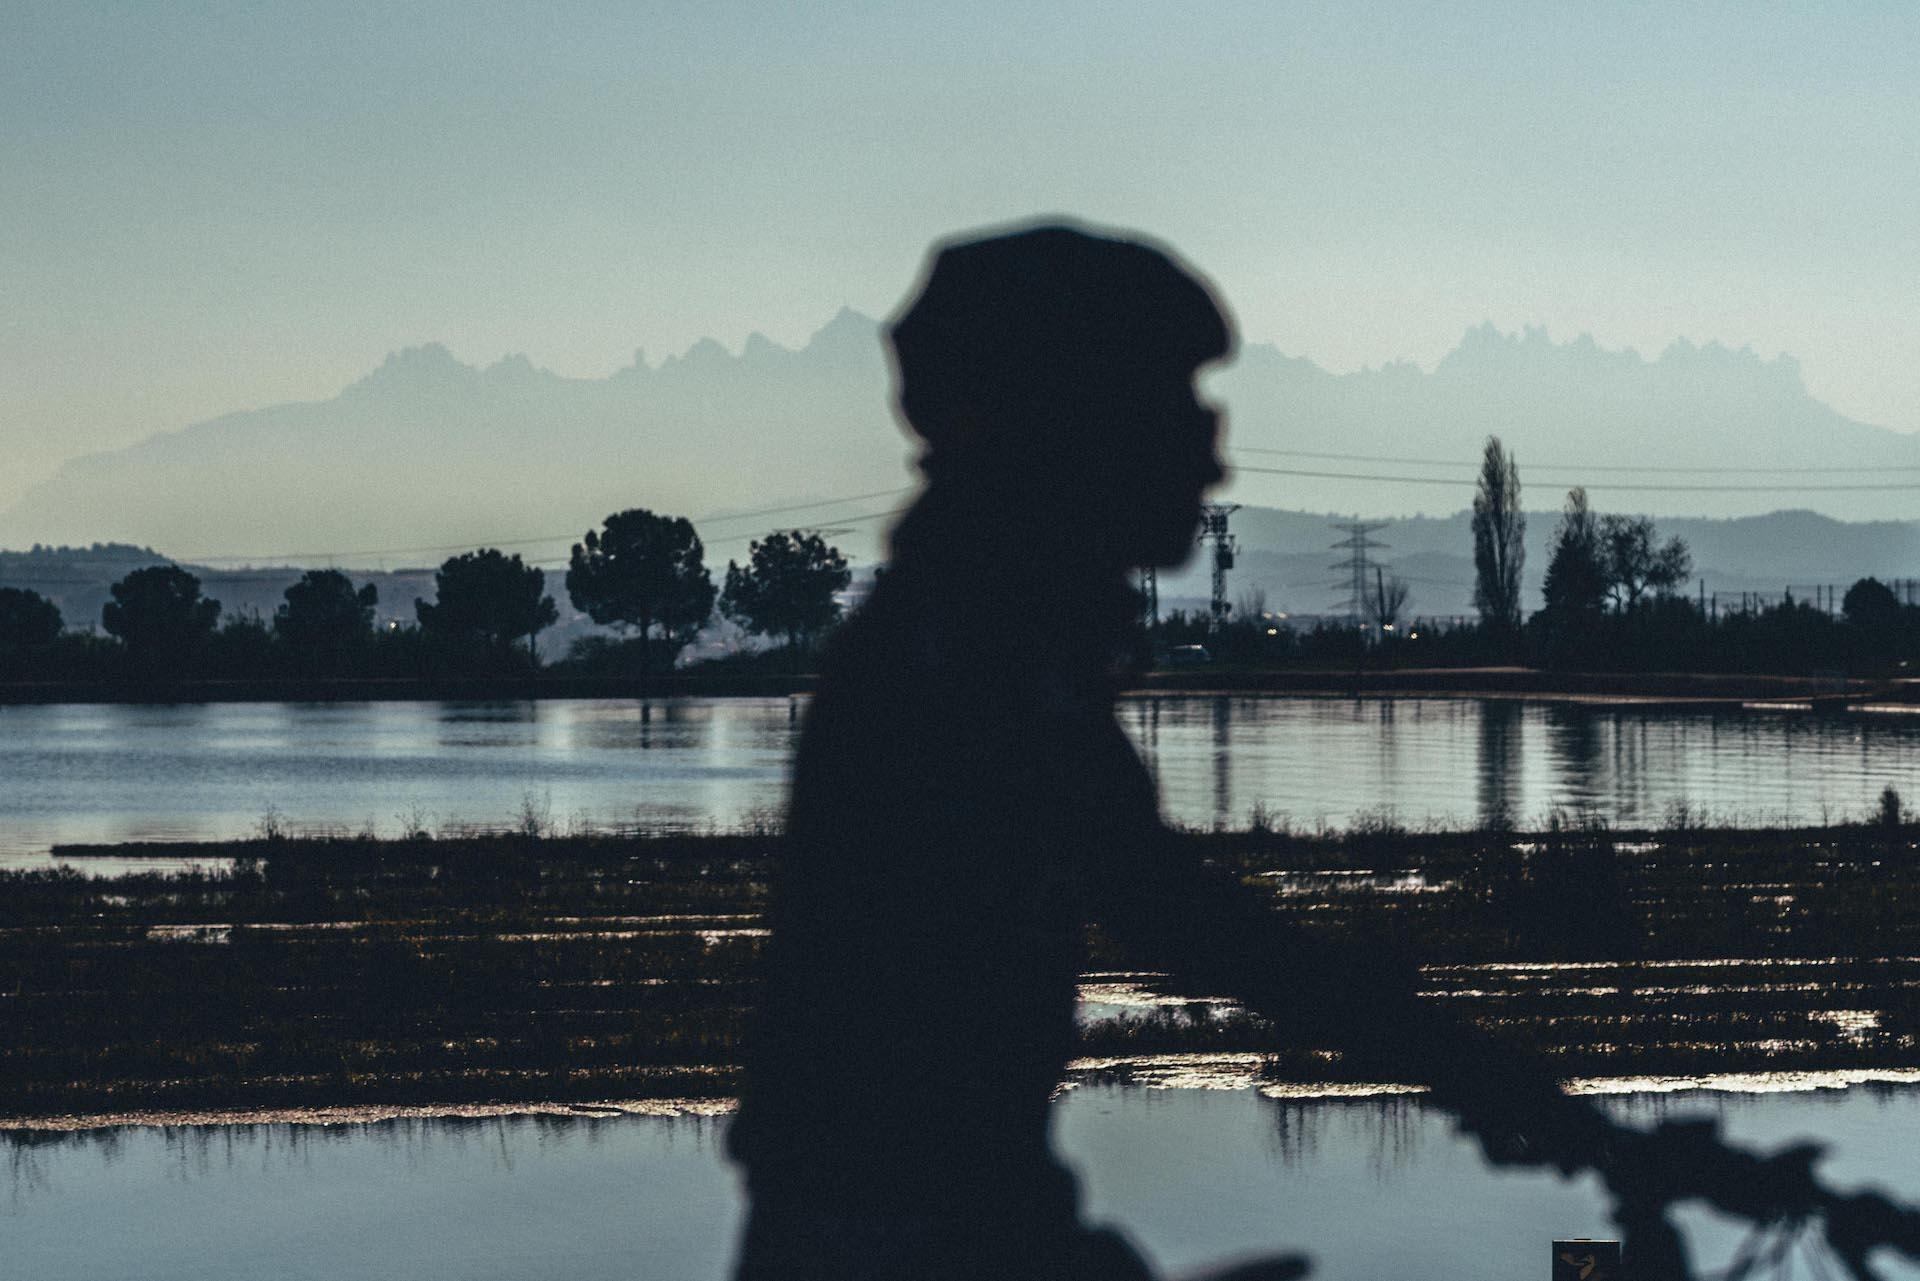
728, 221, 1309, 1281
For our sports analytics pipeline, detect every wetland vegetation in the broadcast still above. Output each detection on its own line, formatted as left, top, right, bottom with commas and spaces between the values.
11, 808, 1920, 1122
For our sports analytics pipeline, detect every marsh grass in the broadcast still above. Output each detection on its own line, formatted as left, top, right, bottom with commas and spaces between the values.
13, 809, 1920, 1117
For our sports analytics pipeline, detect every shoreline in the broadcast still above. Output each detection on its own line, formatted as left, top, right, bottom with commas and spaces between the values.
12, 1062, 1920, 1134
0, 667, 1904, 708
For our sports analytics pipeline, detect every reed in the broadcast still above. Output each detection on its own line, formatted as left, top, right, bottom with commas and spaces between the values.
11, 816, 1920, 1119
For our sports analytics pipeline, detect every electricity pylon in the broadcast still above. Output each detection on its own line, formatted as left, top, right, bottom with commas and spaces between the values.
1329, 521, 1390, 625
1200, 504, 1240, 621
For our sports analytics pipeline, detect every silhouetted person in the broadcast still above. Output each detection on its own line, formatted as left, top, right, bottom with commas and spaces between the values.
728, 223, 1315, 1280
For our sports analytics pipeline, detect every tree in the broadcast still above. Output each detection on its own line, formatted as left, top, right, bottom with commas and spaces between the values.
1540, 488, 1608, 619
1843, 576, 1905, 661
102, 565, 221, 667
1470, 436, 1525, 633
209, 612, 279, 677
1367, 566, 1411, 638
566, 509, 716, 674
1598, 514, 1690, 609
276, 569, 378, 667
0, 587, 62, 649
719, 530, 852, 656
416, 550, 558, 668
1844, 576, 1901, 631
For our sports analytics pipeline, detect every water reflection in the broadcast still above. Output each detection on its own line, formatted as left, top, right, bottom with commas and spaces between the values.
436, 699, 540, 749
10, 697, 1920, 858
1210, 696, 1231, 823
1476, 700, 1522, 829
1261, 1093, 1428, 1176
10, 1086, 1919, 1281
1544, 704, 1603, 817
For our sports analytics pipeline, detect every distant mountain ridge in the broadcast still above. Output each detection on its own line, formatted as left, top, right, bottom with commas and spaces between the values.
5, 313, 1918, 563
1216, 324, 1918, 506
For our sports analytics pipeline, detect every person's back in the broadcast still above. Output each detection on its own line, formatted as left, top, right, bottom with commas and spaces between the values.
728, 222, 1256, 1280
729, 506, 1158, 1271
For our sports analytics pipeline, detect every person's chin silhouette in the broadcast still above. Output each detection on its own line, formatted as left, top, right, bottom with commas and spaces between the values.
727, 221, 1303, 1281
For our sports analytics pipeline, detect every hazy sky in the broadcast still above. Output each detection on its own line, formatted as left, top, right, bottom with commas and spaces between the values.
4, 2, 1917, 507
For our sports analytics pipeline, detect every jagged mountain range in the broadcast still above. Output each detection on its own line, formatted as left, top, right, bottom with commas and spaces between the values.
5, 313, 1920, 572
1, 308, 909, 568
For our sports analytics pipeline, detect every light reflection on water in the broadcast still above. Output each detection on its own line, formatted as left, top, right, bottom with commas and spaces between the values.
7, 1085, 1920, 1281
5, 696, 1920, 859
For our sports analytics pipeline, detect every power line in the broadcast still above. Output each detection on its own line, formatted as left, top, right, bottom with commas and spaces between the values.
522, 507, 912, 568
1231, 463, 1920, 494
1230, 446, 1920, 476
676, 506, 910, 551
59, 438, 1920, 572
695, 488, 914, 525
173, 487, 916, 566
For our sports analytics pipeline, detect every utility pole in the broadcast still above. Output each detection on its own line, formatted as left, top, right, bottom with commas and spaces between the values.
1199, 504, 1240, 622
1329, 521, 1390, 628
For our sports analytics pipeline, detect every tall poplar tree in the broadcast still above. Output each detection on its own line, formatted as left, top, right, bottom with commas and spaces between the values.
1471, 436, 1526, 634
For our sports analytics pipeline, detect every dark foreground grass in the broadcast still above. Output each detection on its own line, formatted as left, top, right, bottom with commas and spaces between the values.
8, 821, 1920, 1118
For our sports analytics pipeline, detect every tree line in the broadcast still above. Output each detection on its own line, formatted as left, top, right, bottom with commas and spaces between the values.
1162, 435, 1920, 676
7, 461, 1916, 683
1462, 436, 1920, 673
0, 509, 850, 683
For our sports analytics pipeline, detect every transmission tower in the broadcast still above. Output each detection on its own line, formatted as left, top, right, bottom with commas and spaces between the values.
1328, 521, 1390, 625
1199, 504, 1240, 621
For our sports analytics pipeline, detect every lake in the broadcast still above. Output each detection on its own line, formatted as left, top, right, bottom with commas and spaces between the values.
7, 696, 1920, 860
7, 1081, 1919, 1280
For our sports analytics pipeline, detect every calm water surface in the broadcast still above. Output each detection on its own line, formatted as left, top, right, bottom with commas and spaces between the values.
7, 1085, 1919, 1281
7, 696, 1920, 859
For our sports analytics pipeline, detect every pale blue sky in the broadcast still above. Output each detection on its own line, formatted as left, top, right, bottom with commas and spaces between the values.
4, 2, 1917, 505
